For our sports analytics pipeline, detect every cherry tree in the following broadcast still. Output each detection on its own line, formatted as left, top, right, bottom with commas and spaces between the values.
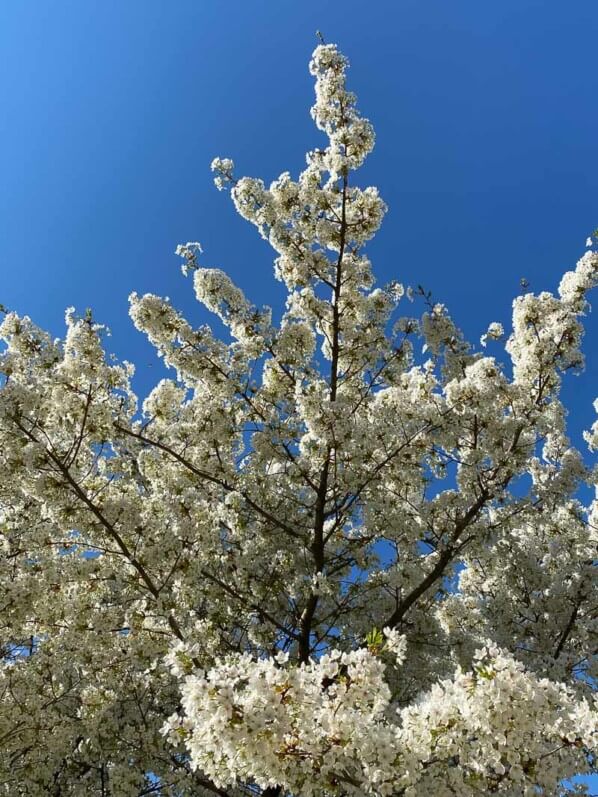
0, 41, 596, 796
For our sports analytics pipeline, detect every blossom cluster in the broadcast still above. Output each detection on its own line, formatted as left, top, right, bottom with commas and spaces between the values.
164, 645, 596, 796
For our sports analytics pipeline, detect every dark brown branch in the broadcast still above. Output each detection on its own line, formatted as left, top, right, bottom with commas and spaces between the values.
553, 594, 584, 660
115, 424, 301, 541
13, 417, 189, 647
297, 175, 349, 664
383, 489, 490, 629
200, 570, 300, 642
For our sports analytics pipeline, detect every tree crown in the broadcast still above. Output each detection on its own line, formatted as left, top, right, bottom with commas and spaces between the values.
0, 41, 597, 797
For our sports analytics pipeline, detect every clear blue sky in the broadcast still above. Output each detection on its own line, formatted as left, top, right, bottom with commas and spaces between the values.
1, 1, 597, 413
0, 1, 597, 787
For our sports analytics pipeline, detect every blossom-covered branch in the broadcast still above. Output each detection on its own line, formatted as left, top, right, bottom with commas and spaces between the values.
0, 42, 596, 796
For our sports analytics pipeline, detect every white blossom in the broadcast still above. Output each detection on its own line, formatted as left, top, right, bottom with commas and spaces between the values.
480, 320, 504, 347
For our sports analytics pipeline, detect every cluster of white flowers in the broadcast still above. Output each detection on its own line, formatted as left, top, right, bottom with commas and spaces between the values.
309, 45, 375, 178
0, 40, 596, 796
175, 240, 203, 275
163, 644, 596, 796
507, 250, 598, 392
163, 648, 393, 794
211, 157, 235, 191
480, 320, 504, 347
584, 398, 598, 451
382, 626, 408, 664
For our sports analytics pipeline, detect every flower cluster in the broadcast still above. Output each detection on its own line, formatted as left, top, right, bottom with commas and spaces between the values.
164, 645, 596, 796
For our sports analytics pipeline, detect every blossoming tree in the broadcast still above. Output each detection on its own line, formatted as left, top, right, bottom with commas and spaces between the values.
1, 42, 596, 796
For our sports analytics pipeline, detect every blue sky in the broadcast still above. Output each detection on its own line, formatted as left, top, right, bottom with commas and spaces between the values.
1, 1, 597, 425
0, 0, 597, 787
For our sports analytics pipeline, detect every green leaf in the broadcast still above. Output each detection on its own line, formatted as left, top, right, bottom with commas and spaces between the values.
365, 627, 384, 652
